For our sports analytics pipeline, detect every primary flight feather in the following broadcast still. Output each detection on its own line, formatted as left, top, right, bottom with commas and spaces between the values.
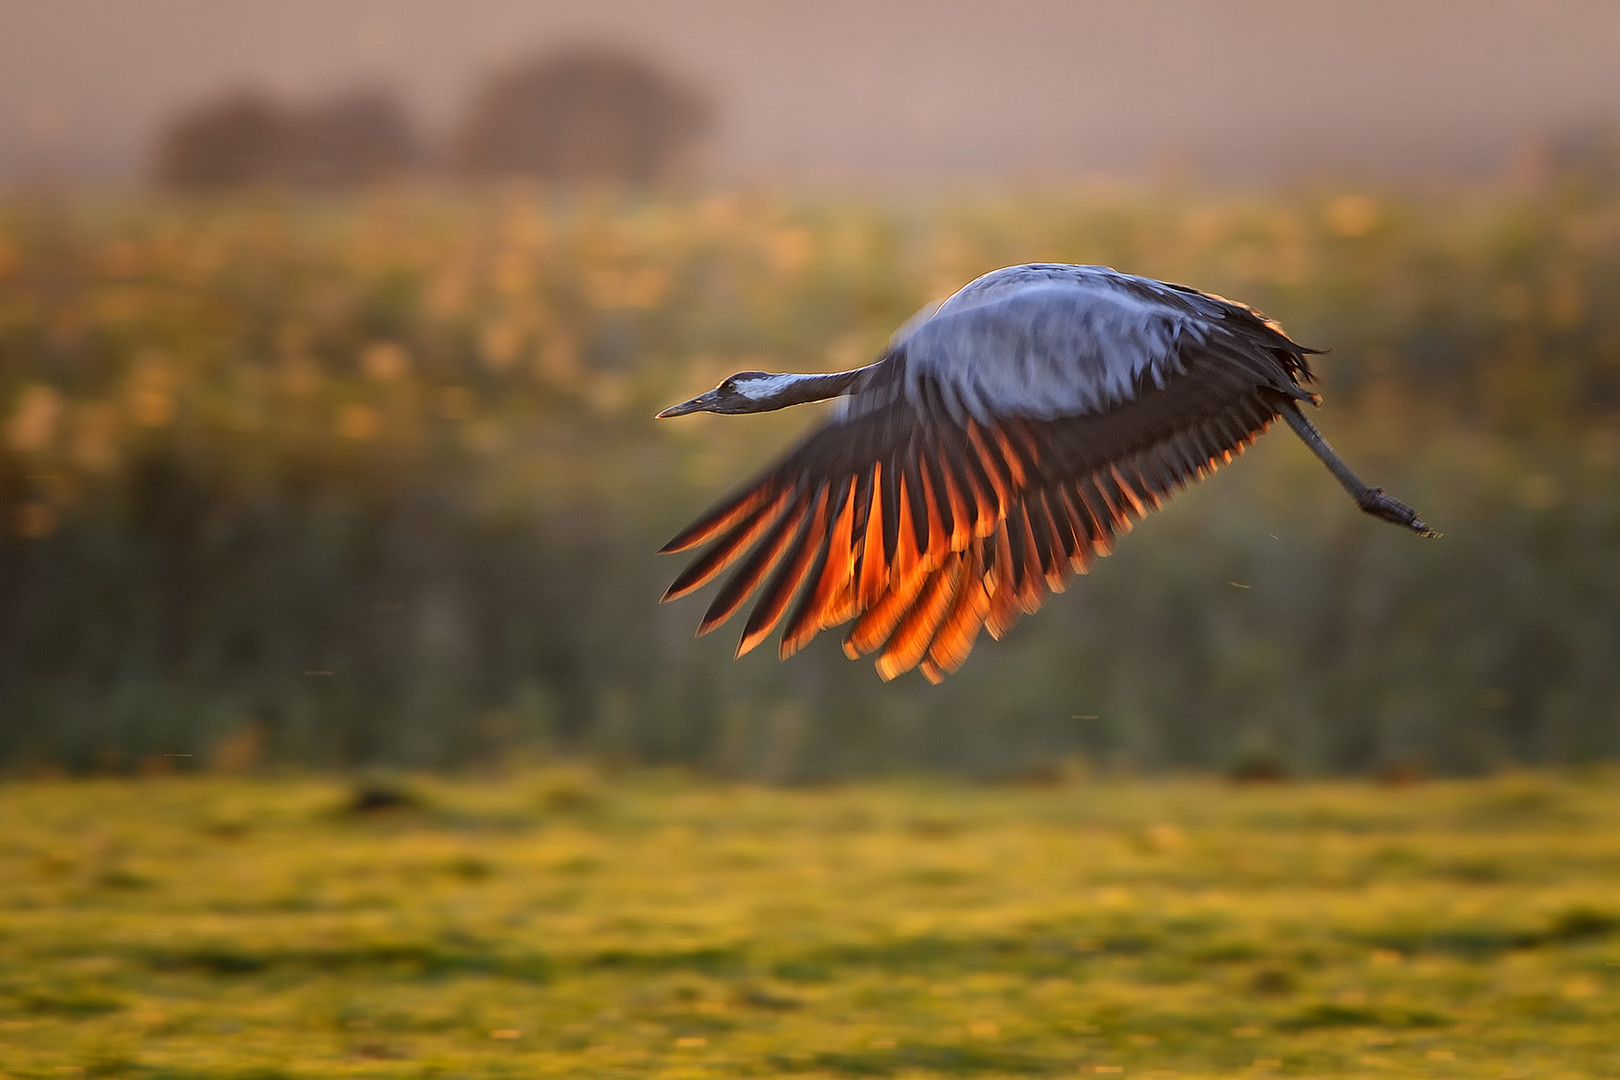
656, 264, 1436, 683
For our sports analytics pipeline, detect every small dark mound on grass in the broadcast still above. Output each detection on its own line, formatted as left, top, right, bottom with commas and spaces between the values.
1227, 751, 1290, 785
343, 775, 429, 815
777, 1042, 1055, 1077
1546, 905, 1619, 943
1248, 967, 1298, 996
1377, 760, 1426, 787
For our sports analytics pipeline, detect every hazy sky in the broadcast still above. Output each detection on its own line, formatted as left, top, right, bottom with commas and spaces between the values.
2, 0, 1617, 185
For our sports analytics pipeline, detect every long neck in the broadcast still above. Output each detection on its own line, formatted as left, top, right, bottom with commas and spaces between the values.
749, 365, 876, 412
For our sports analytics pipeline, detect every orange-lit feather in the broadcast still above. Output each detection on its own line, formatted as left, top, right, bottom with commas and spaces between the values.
1028, 492, 1071, 593
858, 463, 889, 608
890, 472, 921, 582
662, 490, 788, 602
659, 487, 775, 555
780, 481, 859, 656
933, 445, 978, 546
698, 496, 810, 635
966, 422, 1012, 516
1054, 486, 1095, 573
845, 558, 933, 658
875, 558, 960, 681
924, 543, 989, 680
992, 425, 1029, 486
737, 486, 830, 657
1110, 464, 1150, 518
915, 459, 954, 564
985, 527, 1022, 640
1012, 503, 1046, 613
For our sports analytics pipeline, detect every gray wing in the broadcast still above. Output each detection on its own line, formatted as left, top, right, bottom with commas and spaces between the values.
662, 265, 1318, 683
885, 263, 1314, 424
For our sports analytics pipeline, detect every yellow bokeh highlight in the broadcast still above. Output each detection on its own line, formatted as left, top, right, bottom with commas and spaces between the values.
6, 383, 63, 453
336, 404, 381, 440
1324, 194, 1381, 238
362, 342, 410, 382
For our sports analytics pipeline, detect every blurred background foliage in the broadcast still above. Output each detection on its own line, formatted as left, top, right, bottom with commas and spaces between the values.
149, 46, 711, 192
2, 175, 1619, 777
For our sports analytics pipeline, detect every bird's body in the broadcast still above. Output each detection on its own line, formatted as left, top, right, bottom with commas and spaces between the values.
656, 264, 1434, 682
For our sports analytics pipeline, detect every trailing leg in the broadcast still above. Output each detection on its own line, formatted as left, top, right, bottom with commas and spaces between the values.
1278, 401, 1439, 538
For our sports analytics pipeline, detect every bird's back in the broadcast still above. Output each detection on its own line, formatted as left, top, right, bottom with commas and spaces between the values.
870, 264, 1315, 428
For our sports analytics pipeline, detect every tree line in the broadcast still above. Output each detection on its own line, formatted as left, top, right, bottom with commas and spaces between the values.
152, 45, 713, 191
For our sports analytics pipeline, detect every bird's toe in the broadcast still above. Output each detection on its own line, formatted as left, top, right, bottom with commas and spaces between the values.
1358, 488, 1440, 538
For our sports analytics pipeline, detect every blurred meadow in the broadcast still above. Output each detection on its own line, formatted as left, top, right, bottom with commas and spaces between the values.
3, 180, 1620, 776
1, 768, 1618, 1078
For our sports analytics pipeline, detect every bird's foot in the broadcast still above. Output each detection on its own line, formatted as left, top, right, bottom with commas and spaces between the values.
1358, 488, 1440, 538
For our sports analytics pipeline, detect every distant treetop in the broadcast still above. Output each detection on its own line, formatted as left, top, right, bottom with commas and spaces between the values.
152, 87, 418, 191
451, 45, 713, 185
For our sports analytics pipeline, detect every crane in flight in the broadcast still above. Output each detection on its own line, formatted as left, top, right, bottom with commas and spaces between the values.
655, 264, 1436, 683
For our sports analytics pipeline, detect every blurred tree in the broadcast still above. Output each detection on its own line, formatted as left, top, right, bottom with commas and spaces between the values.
151, 89, 291, 190
151, 87, 418, 190
451, 45, 712, 184
285, 88, 420, 188
1547, 124, 1620, 185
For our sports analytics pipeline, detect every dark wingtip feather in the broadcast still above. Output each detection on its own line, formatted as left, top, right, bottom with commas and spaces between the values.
661, 497, 783, 603
659, 486, 772, 554
735, 486, 828, 657
696, 500, 810, 635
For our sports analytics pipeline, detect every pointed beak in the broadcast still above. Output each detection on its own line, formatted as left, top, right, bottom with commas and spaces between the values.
655, 390, 719, 419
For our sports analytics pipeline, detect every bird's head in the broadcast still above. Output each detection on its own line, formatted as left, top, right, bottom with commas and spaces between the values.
656, 371, 790, 417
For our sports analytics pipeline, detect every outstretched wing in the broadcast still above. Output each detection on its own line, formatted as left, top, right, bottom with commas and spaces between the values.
660, 267, 1318, 682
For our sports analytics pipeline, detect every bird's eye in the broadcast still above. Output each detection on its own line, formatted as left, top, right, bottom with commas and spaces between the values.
721, 379, 736, 392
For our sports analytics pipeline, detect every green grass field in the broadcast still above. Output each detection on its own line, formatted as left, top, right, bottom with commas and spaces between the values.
2, 771, 1617, 1078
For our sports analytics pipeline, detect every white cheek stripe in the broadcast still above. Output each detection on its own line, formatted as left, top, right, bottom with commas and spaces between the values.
738, 374, 804, 400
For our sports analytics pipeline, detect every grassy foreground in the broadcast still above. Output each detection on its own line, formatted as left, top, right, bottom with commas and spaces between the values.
1, 771, 1617, 1079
